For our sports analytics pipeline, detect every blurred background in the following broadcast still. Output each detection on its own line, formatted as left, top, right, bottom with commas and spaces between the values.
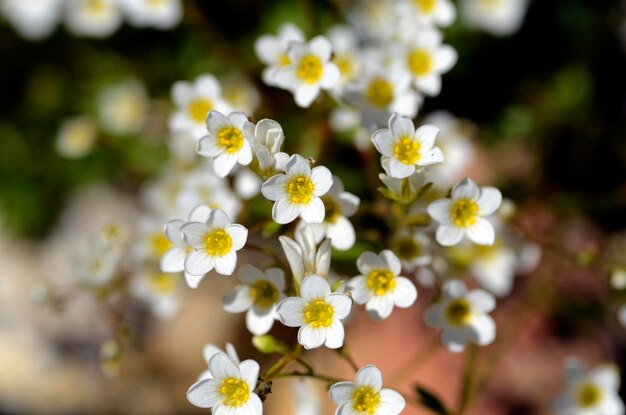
1, 0, 626, 413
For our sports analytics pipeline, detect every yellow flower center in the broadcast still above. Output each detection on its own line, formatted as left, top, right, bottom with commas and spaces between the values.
367, 269, 397, 296
86, 0, 107, 14
204, 229, 232, 257
278, 53, 291, 67
393, 137, 421, 165
303, 299, 334, 328
150, 233, 173, 257
407, 49, 433, 77
217, 127, 245, 153
286, 175, 315, 204
366, 78, 394, 108
219, 377, 250, 408
445, 299, 472, 326
322, 196, 341, 223
352, 386, 381, 414
250, 280, 279, 308
187, 98, 213, 123
148, 272, 178, 294
395, 236, 422, 260
297, 54, 324, 84
334, 55, 356, 80
576, 383, 603, 408
450, 199, 479, 228
414, 0, 437, 13
147, 0, 169, 9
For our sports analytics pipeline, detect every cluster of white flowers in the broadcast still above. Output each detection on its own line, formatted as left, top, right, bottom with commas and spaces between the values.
1, 0, 182, 40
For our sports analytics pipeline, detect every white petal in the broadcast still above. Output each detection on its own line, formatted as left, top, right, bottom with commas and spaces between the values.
160, 247, 186, 273
466, 218, 495, 246
300, 197, 325, 224
238, 264, 266, 284
295, 85, 320, 108
243, 393, 263, 415
237, 142, 253, 165
371, 129, 394, 157
185, 251, 215, 276
379, 388, 406, 414
441, 327, 469, 352
246, 308, 276, 335
273, 197, 300, 224
355, 365, 383, 391
239, 359, 260, 390
380, 250, 402, 275
427, 199, 453, 224
261, 174, 287, 201
184, 272, 206, 289
452, 178, 479, 200
164, 220, 185, 243
389, 113, 415, 139
417, 147, 444, 166
388, 157, 416, 179
172, 81, 192, 107
435, 45, 457, 72
206, 110, 231, 133
227, 224, 248, 250
278, 236, 304, 281
392, 277, 418, 308
328, 292, 352, 319
213, 151, 238, 177
315, 239, 332, 277
324, 320, 345, 349
223, 286, 253, 313
298, 325, 326, 349
320, 63, 340, 89
442, 279, 468, 298
477, 187, 502, 216
187, 379, 221, 408
208, 353, 240, 380
467, 315, 496, 346
436, 224, 465, 246
286, 154, 311, 176
424, 303, 445, 328
347, 276, 371, 304
329, 382, 356, 404
300, 275, 331, 300
181, 222, 209, 249
255, 35, 281, 64
366, 296, 395, 320
356, 251, 385, 275
276, 297, 304, 327
415, 124, 439, 151
416, 75, 442, 96
265, 268, 286, 291
188, 205, 213, 222
326, 216, 355, 250
311, 166, 333, 196
214, 251, 237, 275
589, 365, 620, 391
309, 35, 332, 60
466, 289, 496, 313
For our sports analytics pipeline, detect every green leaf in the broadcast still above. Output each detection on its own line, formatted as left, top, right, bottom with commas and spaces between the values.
414, 385, 450, 415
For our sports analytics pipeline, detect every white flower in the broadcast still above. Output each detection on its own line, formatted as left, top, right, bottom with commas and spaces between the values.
169, 74, 231, 140
427, 178, 502, 246
78, 242, 122, 285
372, 113, 444, 179
424, 279, 496, 352
276, 275, 352, 349
2, 0, 62, 41
461, 0, 529, 36
187, 353, 263, 415
401, 28, 457, 96
222, 74, 261, 116
329, 364, 405, 415
199, 343, 240, 380
248, 118, 285, 175
261, 154, 333, 225
279, 226, 332, 286
197, 111, 254, 178
234, 168, 263, 200
295, 175, 360, 251
390, 230, 432, 271
130, 266, 181, 319
160, 205, 212, 289
326, 25, 361, 91
97, 79, 149, 135
348, 250, 418, 320
120, 0, 182, 29
400, 0, 456, 28
553, 359, 625, 415
55, 117, 98, 159
180, 209, 248, 280
255, 22, 305, 86
64, 0, 122, 38
223, 265, 286, 336
274, 36, 340, 107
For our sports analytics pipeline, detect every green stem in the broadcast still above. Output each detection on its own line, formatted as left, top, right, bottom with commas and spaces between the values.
277, 371, 343, 384
457, 344, 477, 415
337, 345, 359, 372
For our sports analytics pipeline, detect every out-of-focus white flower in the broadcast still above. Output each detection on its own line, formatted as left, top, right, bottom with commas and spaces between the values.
180, 209, 248, 280
255, 22, 305, 86
276, 275, 352, 349
294, 378, 323, 415
427, 178, 502, 246
399, 0, 456, 28
279, 226, 332, 286
261, 154, 333, 225
234, 168, 263, 200
348, 250, 418, 320
327, 25, 361, 92
424, 279, 496, 352
610, 269, 626, 290
423, 112, 475, 189
130, 265, 182, 319
553, 359, 625, 415
295, 175, 360, 251
329, 365, 405, 415
97, 79, 149, 135
120, 0, 182, 29
223, 75, 261, 116
618, 305, 626, 329
187, 353, 263, 414
64, 0, 122, 38
169, 74, 231, 140
347, 0, 397, 42
2, 0, 62, 40
390, 229, 432, 271
274, 36, 340, 107
197, 111, 254, 178
199, 343, 240, 380
77, 242, 122, 285
401, 28, 457, 96
461, 0, 529, 36
372, 113, 443, 179
56, 117, 98, 159
247, 118, 285, 177
223, 265, 286, 336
